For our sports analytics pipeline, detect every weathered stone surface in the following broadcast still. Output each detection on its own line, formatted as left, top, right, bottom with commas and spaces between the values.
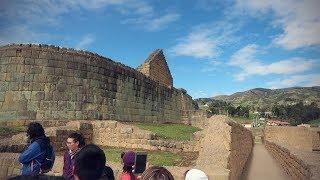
196, 115, 253, 180
0, 44, 197, 122
265, 126, 320, 151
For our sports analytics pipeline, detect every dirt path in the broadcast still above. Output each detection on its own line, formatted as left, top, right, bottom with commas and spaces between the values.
242, 144, 289, 180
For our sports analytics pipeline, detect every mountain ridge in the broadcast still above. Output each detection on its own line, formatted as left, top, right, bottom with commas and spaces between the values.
196, 86, 320, 110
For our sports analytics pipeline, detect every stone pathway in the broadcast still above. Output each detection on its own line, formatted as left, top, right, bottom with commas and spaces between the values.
242, 144, 289, 180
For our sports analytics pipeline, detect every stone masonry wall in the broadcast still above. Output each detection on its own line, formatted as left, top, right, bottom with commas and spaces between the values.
92, 120, 196, 152
0, 44, 196, 122
137, 49, 173, 88
0, 153, 21, 179
196, 115, 253, 180
265, 141, 314, 180
265, 126, 320, 151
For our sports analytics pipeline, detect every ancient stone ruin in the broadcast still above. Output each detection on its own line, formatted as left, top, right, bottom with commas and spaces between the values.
0, 44, 196, 123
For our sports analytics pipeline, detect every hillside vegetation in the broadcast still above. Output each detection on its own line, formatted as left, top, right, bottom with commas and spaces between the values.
197, 86, 320, 111
196, 86, 320, 125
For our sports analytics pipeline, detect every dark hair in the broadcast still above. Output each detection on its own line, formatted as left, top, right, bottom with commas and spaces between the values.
27, 122, 45, 139
120, 151, 130, 172
120, 151, 125, 159
140, 166, 174, 180
68, 132, 86, 148
7, 175, 64, 180
74, 144, 106, 180
123, 165, 133, 173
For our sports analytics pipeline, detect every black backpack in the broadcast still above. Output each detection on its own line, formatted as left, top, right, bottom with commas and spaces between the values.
36, 139, 55, 173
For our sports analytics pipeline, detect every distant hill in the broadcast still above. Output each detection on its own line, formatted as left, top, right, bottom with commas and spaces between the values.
196, 86, 320, 110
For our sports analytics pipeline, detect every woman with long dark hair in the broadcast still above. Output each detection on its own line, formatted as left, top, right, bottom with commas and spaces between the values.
19, 122, 55, 175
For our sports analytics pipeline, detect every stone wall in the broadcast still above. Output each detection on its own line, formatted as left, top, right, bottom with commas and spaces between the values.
92, 120, 196, 152
137, 49, 173, 88
0, 44, 196, 123
196, 115, 253, 180
0, 153, 21, 179
264, 126, 320, 151
265, 141, 319, 180
183, 110, 209, 129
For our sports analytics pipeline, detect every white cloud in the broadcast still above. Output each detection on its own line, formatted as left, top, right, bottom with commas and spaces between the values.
267, 74, 320, 89
0, 0, 157, 45
122, 13, 180, 31
75, 34, 95, 50
190, 90, 208, 99
170, 21, 241, 59
170, 29, 219, 59
229, 44, 318, 80
147, 14, 180, 31
235, 0, 320, 49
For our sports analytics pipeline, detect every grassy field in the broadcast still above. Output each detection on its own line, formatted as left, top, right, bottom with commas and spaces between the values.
103, 146, 197, 166
0, 125, 25, 138
306, 118, 320, 126
132, 123, 200, 141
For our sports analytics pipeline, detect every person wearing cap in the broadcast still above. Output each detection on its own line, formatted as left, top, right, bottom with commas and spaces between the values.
184, 168, 208, 180
121, 151, 138, 180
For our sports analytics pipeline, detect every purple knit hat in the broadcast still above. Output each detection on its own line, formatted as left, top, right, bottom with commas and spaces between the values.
123, 151, 135, 167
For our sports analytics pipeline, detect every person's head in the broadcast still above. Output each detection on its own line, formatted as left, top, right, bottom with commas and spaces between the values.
27, 122, 45, 139
184, 169, 208, 180
122, 151, 135, 173
67, 132, 85, 151
140, 166, 174, 180
74, 144, 106, 180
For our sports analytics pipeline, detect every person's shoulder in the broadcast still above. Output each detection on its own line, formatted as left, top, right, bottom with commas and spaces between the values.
29, 140, 41, 150
121, 172, 137, 180
121, 173, 131, 180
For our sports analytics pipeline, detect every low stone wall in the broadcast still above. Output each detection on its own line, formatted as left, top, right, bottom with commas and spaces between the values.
265, 126, 320, 151
196, 115, 253, 180
92, 121, 196, 152
0, 153, 21, 179
265, 141, 316, 179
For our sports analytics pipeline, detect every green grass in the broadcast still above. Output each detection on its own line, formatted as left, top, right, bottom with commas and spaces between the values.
306, 118, 320, 126
0, 126, 25, 137
103, 147, 184, 166
132, 123, 200, 141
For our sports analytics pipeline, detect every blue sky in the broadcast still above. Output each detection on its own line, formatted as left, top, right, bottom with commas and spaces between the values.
1, 0, 319, 98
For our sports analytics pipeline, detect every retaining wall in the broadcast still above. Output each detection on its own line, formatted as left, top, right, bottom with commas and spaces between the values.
265, 126, 320, 151
92, 120, 196, 152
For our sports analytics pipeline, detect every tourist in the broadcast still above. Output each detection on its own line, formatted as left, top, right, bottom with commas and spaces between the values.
140, 166, 174, 180
121, 151, 138, 180
184, 168, 208, 180
19, 122, 55, 175
73, 144, 114, 180
63, 132, 86, 180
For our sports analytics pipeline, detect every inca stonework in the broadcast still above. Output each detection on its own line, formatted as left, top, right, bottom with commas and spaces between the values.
0, 44, 196, 122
